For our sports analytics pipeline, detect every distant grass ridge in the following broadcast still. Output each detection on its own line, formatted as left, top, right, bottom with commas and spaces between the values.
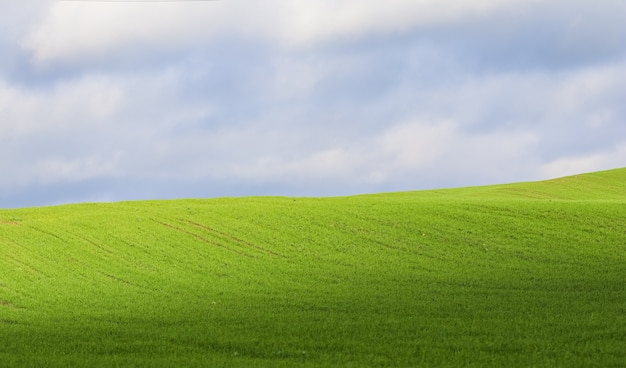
1, 168, 625, 367
398, 167, 626, 200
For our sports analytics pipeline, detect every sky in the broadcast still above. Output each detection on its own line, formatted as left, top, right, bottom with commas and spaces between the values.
1, 0, 625, 208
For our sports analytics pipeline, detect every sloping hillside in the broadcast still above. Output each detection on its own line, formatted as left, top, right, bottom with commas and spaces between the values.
1, 168, 624, 367
395, 167, 626, 200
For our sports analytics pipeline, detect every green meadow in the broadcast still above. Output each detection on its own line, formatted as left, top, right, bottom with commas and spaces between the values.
1, 168, 624, 367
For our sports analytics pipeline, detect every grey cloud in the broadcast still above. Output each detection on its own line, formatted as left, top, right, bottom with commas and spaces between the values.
416, 1, 626, 72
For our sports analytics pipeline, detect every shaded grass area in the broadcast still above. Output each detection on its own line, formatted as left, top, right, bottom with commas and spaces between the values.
0, 168, 625, 367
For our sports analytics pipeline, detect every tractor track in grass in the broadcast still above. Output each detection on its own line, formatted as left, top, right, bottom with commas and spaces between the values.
3, 252, 49, 278
98, 272, 137, 287
28, 226, 66, 244
78, 236, 115, 255
182, 219, 283, 258
153, 219, 255, 258
0, 299, 23, 310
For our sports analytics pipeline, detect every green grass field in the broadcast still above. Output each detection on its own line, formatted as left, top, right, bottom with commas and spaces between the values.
1, 168, 624, 367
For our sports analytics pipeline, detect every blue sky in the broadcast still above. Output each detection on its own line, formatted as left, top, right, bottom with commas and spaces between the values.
1, 0, 625, 208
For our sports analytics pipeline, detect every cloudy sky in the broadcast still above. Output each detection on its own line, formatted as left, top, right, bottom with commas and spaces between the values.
1, 0, 625, 208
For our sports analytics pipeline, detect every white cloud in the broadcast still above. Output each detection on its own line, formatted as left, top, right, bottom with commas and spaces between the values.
231, 148, 362, 184
34, 154, 123, 184
380, 120, 455, 170
540, 143, 626, 179
24, 0, 533, 65
0, 75, 125, 137
0, 75, 124, 188
0, 1, 52, 38
2, 0, 625, 206
222, 118, 540, 190
0, 67, 217, 190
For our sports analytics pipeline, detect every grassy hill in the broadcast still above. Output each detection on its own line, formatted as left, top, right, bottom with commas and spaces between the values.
1, 168, 624, 367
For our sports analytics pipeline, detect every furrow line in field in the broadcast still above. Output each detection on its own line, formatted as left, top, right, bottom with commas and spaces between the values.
152, 219, 255, 258
97, 271, 138, 287
182, 219, 283, 258
0, 236, 30, 251
28, 226, 66, 244
77, 236, 115, 255
0, 299, 24, 310
2, 253, 49, 277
